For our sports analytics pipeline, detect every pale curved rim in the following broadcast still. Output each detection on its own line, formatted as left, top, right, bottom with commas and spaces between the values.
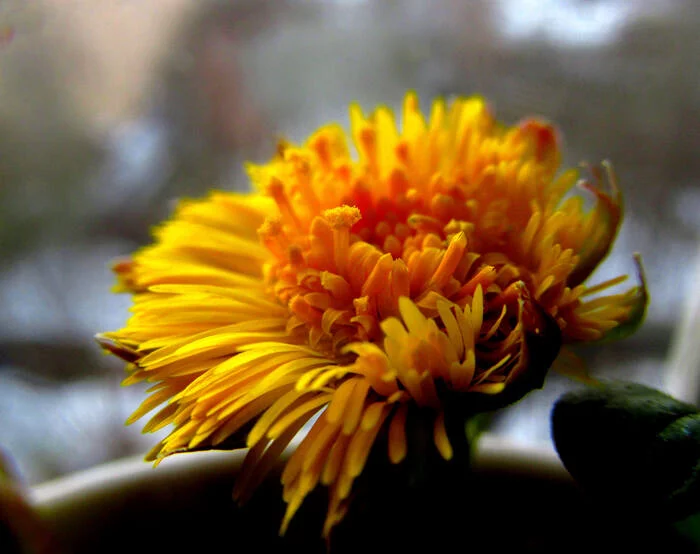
29, 432, 570, 509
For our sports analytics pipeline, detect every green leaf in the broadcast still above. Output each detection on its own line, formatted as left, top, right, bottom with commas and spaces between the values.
551, 381, 700, 522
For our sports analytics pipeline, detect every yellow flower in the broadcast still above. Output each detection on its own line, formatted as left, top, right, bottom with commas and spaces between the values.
97, 93, 647, 538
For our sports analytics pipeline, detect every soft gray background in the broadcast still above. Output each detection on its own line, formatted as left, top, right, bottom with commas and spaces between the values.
1, 0, 698, 485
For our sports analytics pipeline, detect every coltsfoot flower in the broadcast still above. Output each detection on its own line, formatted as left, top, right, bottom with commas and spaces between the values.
97, 93, 647, 538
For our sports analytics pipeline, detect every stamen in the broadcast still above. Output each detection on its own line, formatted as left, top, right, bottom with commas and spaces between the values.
286, 150, 322, 215
267, 176, 303, 231
324, 206, 362, 275
457, 265, 497, 298
288, 245, 305, 267
276, 138, 290, 158
258, 218, 288, 260
428, 231, 467, 289
359, 126, 377, 170
310, 133, 331, 167
289, 295, 322, 326
321, 272, 352, 303
388, 168, 410, 197
407, 214, 444, 235
361, 253, 393, 296
375, 221, 392, 240
385, 259, 410, 313
382, 235, 403, 259
395, 140, 410, 165
430, 193, 456, 221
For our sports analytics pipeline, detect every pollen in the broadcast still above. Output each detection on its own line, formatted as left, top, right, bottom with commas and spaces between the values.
323, 206, 362, 229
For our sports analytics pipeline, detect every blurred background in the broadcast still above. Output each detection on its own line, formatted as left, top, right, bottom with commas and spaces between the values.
1, 0, 699, 485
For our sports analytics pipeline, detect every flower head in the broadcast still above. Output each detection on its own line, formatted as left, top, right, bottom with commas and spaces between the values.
98, 93, 647, 538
